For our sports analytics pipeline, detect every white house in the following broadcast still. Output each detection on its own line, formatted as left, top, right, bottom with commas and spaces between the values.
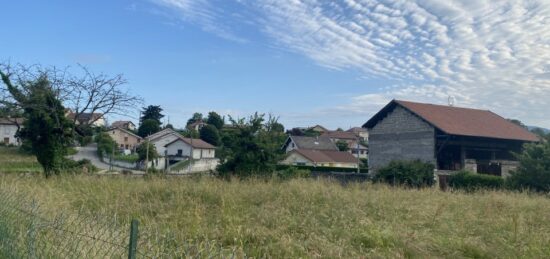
0, 118, 23, 146
164, 138, 216, 159
145, 128, 182, 156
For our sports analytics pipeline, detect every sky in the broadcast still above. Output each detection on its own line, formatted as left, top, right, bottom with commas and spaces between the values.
1, 0, 550, 129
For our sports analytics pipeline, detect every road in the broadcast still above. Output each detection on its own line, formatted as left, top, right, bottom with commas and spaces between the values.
69, 144, 143, 174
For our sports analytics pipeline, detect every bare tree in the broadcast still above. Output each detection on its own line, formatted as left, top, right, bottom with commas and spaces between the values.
0, 62, 143, 135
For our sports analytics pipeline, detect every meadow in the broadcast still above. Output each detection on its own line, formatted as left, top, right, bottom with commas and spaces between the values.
1, 174, 550, 258
0, 146, 42, 173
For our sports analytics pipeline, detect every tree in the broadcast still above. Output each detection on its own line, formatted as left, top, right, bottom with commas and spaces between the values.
1, 63, 142, 134
507, 141, 550, 192
217, 113, 286, 177
186, 112, 203, 126
138, 119, 160, 137
1, 71, 72, 177
336, 140, 349, 151
140, 105, 164, 125
200, 124, 221, 146
206, 111, 224, 130
507, 119, 527, 129
136, 142, 158, 162
164, 123, 174, 129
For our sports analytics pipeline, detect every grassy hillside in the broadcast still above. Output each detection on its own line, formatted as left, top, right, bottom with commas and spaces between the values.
0, 147, 42, 173
1, 175, 550, 257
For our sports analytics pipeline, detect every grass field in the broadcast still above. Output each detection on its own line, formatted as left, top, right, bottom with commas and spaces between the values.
1, 174, 550, 258
0, 146, 42, 173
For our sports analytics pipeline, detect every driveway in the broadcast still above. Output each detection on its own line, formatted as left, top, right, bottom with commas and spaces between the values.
69, 144, 144, 174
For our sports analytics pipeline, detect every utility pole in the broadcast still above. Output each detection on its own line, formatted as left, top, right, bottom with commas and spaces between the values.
356, 136, 360, 174
145, 137, 149, 173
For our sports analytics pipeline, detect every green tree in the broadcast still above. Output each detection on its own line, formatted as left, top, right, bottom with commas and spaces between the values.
1, 72, 72, 177
138, 119, 160, 137
165, 123, 174, 129
507, 141, 550, 192
186, 112, 203, 126
218, 113, 286, 177
95, 132, 117, 157
140, 105, 164, 125
336, 140, 349, 151
206, 111, 224, 130
136, 142, 158, 162
200, 124, 221, 146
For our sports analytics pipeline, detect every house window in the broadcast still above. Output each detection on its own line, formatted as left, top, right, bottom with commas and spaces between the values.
120, 144, 123, 148
137, 139, 141, 143
3, 138, 9, 144
177, 149, 183, 156
124, 137, 128, 142
291, 143, 295, 148
296, 162, 306, 166
125, 145, 129, 149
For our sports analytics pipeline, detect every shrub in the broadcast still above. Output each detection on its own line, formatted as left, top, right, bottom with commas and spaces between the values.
95, 132, 117, 157
274, 167, 311, 180
374, 160, 435, 188
448, 171, 504, 191
506, 141, 550, 192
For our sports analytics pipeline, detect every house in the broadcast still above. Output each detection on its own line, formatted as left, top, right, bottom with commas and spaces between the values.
145, 128, 183, 156
321, 131, 368, 159
363, 100, 539, 177
0, 118, 24, 146
310, 125, 329, 134
111, 121, 136, 131
106, 127, 142, 152
281, 149, 358, 168
164, 137, 216, 160
187, 121, 207, 131
67, 112, 105, 127
282, 135, 338, 153
347, 127, 369, 142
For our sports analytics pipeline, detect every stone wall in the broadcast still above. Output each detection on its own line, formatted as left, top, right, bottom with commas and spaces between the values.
368, 106, 436, 172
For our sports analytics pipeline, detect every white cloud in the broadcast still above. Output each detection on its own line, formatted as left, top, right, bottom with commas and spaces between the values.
150, 0, 550, 128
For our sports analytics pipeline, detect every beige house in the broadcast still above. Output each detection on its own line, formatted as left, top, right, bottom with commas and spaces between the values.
111, 120, 136, 131
281, 149, 358, 168
67, 112, 106, 127
106, 127, 142, 151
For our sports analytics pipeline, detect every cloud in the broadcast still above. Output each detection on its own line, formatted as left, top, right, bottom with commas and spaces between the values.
149, 0, 550, 128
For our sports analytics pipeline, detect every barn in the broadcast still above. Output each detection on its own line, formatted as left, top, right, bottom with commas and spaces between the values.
363, 100, 539, 177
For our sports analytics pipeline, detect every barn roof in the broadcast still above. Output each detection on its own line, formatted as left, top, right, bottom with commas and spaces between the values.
363, 100, 539, 142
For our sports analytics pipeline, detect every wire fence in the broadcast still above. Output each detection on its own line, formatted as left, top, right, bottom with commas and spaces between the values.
0, 189, 243, 258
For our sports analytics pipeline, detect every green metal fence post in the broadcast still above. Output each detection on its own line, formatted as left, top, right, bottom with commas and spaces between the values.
128, 219, 139, 259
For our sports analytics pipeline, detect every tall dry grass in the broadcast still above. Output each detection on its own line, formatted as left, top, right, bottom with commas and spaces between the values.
1, 174, 550, 258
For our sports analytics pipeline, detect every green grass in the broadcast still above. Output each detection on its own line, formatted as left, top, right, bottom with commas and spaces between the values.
0, 147, 42, 173
1, 174, 550, 257
170, 159, 192, 171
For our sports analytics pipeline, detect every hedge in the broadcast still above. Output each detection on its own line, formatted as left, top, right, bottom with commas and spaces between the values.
448, 171, 504, 191
374, 160, 435, 188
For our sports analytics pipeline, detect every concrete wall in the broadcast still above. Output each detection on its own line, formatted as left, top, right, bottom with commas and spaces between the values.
169, 158, 219, 174
0, 124, 21, 146
368, 106, 436, 172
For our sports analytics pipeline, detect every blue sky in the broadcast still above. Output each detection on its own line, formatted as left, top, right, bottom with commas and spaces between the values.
2, 1, 550, 129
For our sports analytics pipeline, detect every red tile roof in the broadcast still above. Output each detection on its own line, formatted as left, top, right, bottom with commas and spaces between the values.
322, 130, 358, 140
364, 100, 539, 142
293, 149, 357, 163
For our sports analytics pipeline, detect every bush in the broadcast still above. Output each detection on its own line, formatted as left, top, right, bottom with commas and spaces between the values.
374, 160, 435, 188
506, 141, 550, 192
274, 167, 311, 180
95, 132, 117, 157
448, 171, 504, 191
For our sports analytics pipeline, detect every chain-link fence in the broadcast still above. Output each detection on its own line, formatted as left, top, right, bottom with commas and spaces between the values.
0, 190, 243, 258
